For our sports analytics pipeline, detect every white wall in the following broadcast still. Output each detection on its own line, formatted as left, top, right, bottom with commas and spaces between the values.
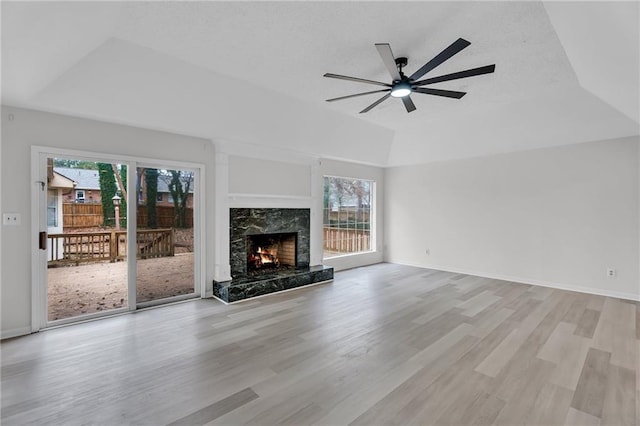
1, 106, 216, 338
229, 156, 311, 198
320, 159, 385, 272
385, 137, 640, 300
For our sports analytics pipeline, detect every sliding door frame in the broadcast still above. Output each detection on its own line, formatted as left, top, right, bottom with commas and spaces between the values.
31, 146, 206, 331
135, 160, 202, 309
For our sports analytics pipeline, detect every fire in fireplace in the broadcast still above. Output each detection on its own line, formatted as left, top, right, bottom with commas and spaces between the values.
246, 232, 297, 274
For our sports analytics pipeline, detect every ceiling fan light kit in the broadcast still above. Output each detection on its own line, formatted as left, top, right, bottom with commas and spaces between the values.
390, 81, 412, 98
324, 38, 496, 113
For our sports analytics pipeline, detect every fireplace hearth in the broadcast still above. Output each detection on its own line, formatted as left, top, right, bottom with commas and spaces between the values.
213, 208, 333, 303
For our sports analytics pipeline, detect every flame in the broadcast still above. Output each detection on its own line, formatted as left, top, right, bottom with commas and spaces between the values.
249, 244, 280, 269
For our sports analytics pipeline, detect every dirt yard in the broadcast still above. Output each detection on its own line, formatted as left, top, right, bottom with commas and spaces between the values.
47, 253, 195, 321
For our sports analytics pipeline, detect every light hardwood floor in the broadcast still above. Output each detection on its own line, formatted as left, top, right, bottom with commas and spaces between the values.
1, 263, 638, 425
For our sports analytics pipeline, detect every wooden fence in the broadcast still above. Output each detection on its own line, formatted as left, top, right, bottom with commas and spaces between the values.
62, 203, 193, 228
48, 229, 174, 266
137, 205, 193, 228
62, 203, 103, 228
323, 227, 371, 253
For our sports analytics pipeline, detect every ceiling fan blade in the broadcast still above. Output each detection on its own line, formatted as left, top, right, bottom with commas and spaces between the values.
360, 93, 391, 113
408, 38, 471, 81
413, 64, 496, 86
402, 96, 417, 112
326, 89, 390, 102
324, 73, 391, 87
375, 43, 401, 81
413, 87, 467, 99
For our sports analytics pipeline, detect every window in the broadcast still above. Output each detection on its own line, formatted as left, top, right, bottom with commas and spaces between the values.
323, 176, 373, 258
156, 193, 163, 202
75, 190, 85, 203
47, 190, 58, 227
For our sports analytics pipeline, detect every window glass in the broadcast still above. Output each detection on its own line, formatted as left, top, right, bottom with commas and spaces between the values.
47, 190, 58, 227
323, 176, 373, 258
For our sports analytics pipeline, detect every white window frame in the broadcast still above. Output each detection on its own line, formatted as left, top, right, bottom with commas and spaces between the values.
322, 175, 375, 260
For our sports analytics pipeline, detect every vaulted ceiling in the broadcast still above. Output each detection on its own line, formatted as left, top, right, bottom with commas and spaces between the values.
2, 1, 638, 166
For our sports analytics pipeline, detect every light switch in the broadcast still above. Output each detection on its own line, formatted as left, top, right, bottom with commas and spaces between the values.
3, 213, 21, 226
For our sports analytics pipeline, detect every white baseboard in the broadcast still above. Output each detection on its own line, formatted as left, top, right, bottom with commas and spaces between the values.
211, 294, 230, 305
1, 326, 33, 340
389, 260, 640, 302
324, 252, 384, 272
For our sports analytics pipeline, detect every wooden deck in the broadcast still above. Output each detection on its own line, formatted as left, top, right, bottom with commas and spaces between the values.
47, 253, 194, 321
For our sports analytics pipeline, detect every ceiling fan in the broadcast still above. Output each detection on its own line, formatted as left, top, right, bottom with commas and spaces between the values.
324, 38, 495, 113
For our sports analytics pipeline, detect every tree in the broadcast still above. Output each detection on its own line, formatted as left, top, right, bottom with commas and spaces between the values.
349, 179, 369, 229
326, 177, 348, 227
112, 164, 127, 201
323, 178, 331, 224
160, 170, 193, 228
324, 176, 371, 229
53, 158, 97, 169
144, 168, 159, 228
328, 177, 347, 208
117, 164, 127, 229
97, 163, 117, 227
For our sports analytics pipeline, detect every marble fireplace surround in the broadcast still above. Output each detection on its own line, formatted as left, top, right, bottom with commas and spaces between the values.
213, 208, 333, 302
230, 208, 310, 276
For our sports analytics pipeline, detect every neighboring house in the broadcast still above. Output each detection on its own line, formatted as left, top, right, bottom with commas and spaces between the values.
156, 176, 194, 208
47, 163, 75, 260
54, 167, 101, 204
138, 172, 195, 208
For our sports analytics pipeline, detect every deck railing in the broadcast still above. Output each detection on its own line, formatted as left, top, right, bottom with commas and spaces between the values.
322, 227, 371, 254
48, 229, 174, 266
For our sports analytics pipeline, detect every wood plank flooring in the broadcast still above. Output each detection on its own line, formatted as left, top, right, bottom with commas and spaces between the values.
1, 263, 638, 425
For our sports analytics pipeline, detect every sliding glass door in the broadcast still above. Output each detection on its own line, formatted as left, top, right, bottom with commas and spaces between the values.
36, 150, 201, 328
45, 156, 129, 323
135, 165, 198, 307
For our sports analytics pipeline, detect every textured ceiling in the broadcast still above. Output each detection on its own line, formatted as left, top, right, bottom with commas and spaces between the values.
2, 1, 638, 166
112, 1, 577, 125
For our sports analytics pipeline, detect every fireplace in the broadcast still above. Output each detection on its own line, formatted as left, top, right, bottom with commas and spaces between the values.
229, 208, 310, 278
214, 208, 333, 303
247, 232, 297, 274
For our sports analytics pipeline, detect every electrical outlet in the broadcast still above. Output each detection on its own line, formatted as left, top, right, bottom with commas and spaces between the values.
2, 213, 21, 226
606, 268, 616, 278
